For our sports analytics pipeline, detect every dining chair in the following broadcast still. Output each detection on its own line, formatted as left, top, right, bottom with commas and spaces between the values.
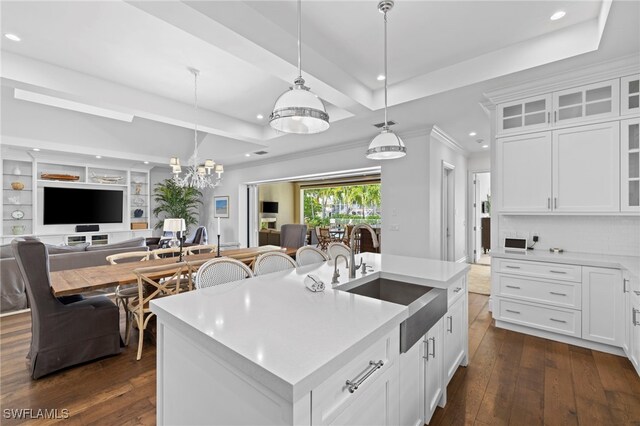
296, 246, 329, 266
280, 224, 308, 249
189, 258, 254, 289
315, 226, 332, 251
185, 244, 217, 256
105, 251, 150, 345
253, 252, 298, 276
328, 242, 351, 260
342, 224, 355, 246
151, 247, 182, 260
11, 239, 121, 378
130, 262, 189, 360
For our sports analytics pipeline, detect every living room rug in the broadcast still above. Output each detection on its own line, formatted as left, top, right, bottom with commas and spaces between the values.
468, 264, 491, 295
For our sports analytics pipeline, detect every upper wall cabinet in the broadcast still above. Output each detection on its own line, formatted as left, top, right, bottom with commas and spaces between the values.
497, 95, 551, 135
621, 74, 640, 116
496, 79, 622, 137
621, 118, 640, 212
553, 79, 619, 126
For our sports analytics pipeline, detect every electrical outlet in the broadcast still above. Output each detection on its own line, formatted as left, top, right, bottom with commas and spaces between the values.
390, 224, 400, 231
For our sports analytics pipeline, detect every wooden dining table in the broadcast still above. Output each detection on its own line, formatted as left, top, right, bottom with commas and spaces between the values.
49, 245, 297, 297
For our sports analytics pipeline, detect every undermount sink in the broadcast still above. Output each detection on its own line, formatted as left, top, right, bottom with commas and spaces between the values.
345, 278, 447, 353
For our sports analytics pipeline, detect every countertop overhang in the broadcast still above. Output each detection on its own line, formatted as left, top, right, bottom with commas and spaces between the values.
151, 252, 469, 402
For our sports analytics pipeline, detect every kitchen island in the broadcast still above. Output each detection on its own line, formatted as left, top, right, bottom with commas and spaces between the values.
151, 252, 469, 425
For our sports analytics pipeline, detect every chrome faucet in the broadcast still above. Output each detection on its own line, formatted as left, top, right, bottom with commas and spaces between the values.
332, 254, 349, 285
349, 224, 379, 278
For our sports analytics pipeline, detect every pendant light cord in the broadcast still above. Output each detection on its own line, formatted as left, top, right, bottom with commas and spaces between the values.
297, 0, 302, 79
383, 10, 388, 128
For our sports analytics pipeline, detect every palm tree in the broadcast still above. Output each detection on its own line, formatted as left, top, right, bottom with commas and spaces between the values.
152, 179, 202, 232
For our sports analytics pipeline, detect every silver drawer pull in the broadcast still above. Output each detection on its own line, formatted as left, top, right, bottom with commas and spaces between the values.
346, 360, 384, 393
505, 309, 521, 314
634, 308, 640, 326
429, 337, 436, 358
550, 318, 567, 323
506, 285, 521, 289
549, 291, 567, 296
453, 287, 462, 293
447, 316, 453, 333
635, 291, 640, 296
549, 270, 567, 274
505, 266, 521, 269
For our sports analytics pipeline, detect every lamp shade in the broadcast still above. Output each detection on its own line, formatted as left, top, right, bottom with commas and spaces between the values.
169, 157, 180, 167
163, 218, 186, 233
269, 80, 330, 134
214, 164, 224, 174
366, 129, 406, 160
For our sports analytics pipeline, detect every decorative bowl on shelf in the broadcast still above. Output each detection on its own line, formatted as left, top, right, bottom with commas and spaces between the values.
12, 225, 25, 235
132, 197, 145, 206
134, 209, 144, 218
11, 182, 24, 190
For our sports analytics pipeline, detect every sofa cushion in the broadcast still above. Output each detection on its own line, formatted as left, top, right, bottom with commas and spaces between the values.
85, 237, 146, 252
45, 243, 90, 254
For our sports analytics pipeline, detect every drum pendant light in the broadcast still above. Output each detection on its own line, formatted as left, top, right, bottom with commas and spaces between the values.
269, 0, 330, 134
367, 1, 406, 160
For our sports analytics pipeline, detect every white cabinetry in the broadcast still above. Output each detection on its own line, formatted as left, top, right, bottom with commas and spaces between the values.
497, 121, 620, 213
582, 267, 624, 347
553, 79, 619, 126
399, 336, 423, 426
621, 118, 640, 212
621, 74, 640, 116
552, 122, 619, 212
423, 318, 444, 424
629, 279, 640, 375
497, 94, 551, 135
1, 159, 34, 237
497, 132, 552, 212
443, 295, 466, 385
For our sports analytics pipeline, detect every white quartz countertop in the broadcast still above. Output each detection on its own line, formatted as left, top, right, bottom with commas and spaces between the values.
151, 252, 468, 401
492, 249, 640, 281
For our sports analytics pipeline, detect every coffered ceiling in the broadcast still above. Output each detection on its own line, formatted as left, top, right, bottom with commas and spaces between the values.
1, 0, 638, 167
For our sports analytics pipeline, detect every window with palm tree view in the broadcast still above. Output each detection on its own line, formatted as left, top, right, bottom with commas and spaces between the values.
303, 183, 381, 228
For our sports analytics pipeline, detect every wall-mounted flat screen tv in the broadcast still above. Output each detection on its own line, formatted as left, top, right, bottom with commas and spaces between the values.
44, 187, 124, 225
262, 201, 279, 214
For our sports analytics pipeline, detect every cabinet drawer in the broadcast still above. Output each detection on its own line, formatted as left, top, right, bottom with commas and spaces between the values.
312, 329, 399, 424
495, 258, 581, 282
496, 298, 581, 337
495, 274, 581, 309
447, 275, 466, 307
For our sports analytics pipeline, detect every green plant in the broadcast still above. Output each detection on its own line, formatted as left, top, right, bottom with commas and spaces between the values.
152, 179, 203, 232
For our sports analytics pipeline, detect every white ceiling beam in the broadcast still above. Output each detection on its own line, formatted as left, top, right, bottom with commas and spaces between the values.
1, 52, 268, 145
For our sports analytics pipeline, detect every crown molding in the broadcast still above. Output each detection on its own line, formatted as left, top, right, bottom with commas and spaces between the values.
431, 125, 468, 157
483, 54, 640, 105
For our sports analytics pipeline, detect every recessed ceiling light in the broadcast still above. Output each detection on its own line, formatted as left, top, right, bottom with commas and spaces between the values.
245, 153, 251, 157
469, 131, 477, 137
143, 161, 149, 164
256, 114, 264, 120
550, 10, 566, 21
377, 74, 386, 81
4, 33, 21, 42
32, 148, 40, 152
95, 155, 102, 159
482, 145, 489, 149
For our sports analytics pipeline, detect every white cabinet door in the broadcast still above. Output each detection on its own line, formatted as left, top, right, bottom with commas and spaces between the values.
399, 339, 423, 426
621, 118, 640, 212
553, 79, 620, 126
423, 318, 444, 424
621, 74, 640, 116
623, 272, 632, 356
582, 267, 624, 347
631, 288, 640, 374
552, 122, 620, 212
497, 132, 552, 212
443, 296, 466, 385
497, 94, 551, 135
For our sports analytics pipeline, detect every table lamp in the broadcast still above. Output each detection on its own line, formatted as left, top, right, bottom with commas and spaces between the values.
163, 218, 186, 262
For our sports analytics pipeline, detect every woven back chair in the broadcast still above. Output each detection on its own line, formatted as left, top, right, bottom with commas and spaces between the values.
315, 226, 332, 251
105, 251, 150, 346
185, 244, 217, 256
151, 247, 182, 260
296, 246, 329, 266
189, 258, 254, 289
130, 262, 189, 360
253, 252, 298, 276
328, 242, 351, 260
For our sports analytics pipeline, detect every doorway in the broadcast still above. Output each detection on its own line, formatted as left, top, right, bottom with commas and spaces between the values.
472, 172, 491, 265
441, 161, 455, 261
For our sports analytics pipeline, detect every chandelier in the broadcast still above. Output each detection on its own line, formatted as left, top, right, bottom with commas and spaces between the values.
269, 0, 330, 134
366, 1, 406, 160
170, 68, 223, 189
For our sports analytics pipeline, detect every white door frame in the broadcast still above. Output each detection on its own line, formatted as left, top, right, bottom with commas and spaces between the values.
467, 168, 490, 264
247, 184, 259, 247
441, 161, 455, 261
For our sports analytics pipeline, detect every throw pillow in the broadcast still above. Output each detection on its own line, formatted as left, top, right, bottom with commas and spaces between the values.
46, 243, 90, 254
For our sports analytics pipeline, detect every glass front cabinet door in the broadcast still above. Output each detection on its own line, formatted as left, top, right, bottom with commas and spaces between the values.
552, 79, 620, 126
621, 74, 640, 117
497, 94, 551, 136
621, 118, 640, 212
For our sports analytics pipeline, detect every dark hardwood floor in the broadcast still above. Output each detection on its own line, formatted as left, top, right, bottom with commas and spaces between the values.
1, 293, 639, 425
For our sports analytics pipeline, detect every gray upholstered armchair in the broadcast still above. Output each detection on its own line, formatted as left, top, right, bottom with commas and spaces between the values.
280, 224, 308, 249
11, 239, 121, 379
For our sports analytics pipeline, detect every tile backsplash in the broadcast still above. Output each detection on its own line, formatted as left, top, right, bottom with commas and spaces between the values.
499, 215, 640, 257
